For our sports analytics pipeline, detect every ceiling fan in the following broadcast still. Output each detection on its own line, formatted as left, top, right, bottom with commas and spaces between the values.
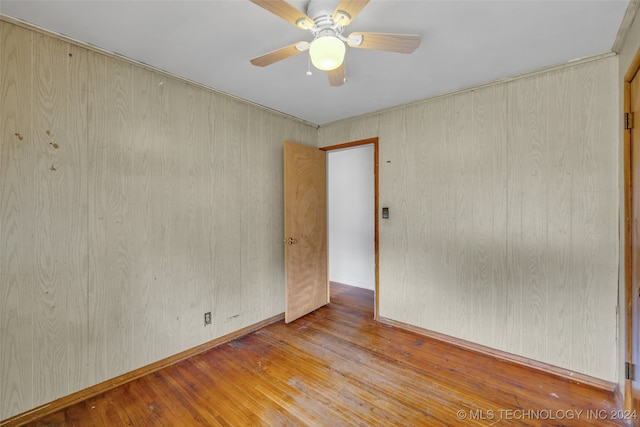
249, 0, 421, 87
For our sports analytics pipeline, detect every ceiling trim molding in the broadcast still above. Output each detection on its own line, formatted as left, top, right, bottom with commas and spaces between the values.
320, 52, 617, 128
613, 0, 640, 53
0, 13, 320, 129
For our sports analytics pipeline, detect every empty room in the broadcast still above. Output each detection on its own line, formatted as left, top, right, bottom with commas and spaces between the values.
2, 0, 640, 425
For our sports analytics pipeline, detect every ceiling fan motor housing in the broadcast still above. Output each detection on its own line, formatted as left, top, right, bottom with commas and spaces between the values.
306, 0, 349, 39
307, 0, 340, 22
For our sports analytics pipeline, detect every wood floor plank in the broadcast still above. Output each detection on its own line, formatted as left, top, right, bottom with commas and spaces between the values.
241, 332, 427, 425
20, 283, 628, 427
253, 319, 483, 425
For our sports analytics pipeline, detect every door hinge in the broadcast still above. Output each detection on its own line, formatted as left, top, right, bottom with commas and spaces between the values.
626, 362, 635, 380
625, 112, 634, 130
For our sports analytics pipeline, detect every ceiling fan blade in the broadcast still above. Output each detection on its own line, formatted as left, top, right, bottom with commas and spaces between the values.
250, 0, 314, 29
327, 64, 346, 87
347, 32, 420, 53
250, 42, 309, 67
332, 0, 370, 26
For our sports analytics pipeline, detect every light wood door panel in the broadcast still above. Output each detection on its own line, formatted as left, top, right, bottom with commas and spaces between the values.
629, 68, 640, 410
284, 141, 328, 323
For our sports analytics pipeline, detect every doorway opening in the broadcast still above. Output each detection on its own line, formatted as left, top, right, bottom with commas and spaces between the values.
321, 138, 379, 319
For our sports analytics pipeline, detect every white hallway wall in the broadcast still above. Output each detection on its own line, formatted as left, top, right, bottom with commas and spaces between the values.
319, 55, 619, 383
327, 145, 375, 290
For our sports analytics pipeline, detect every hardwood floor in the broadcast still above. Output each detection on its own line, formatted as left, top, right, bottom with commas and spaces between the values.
22, 283, 629, 426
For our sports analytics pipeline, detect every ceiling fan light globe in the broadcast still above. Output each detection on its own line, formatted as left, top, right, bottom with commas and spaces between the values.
309, 36, 346, 71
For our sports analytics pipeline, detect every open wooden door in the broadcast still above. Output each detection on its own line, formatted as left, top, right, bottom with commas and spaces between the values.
284, 141, 328, 323
626, 52, 640, 412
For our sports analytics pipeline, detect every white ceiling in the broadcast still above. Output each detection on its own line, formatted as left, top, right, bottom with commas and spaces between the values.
0, 0, 630, 125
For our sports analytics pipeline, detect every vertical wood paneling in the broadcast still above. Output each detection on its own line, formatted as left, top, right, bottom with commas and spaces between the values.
377, 108, 409, 317
504, 80, 524, 354
63, 43, 89, 394
82, 53, 98, 393
416, 103, 435, 324
1, 23, 89, 413
152, 74, 174, 360
569, 59, 618, 379
404, 103, 433, 324
257, 111, 280, 314
419, 98, 446, 330
392, 106, 413, 318
319, 56, 618, 382
546, 67, 574, 370
178, 81, 205, 351
491, 84, 509, 352
0, 22, 35, 418
433, 96, 459, 335
129, 66, 157, 369
453, 92, 473, 338
200, 92, 222, 326
469, 85, 508, 348
155, 77, 181, 359
509, 73, 549, 361
87, 53, 133, 382
264, 112, 286, 313
203, 90, 218, 336
469, 88, 491, 344
31, 32, 72, 403
208, 95, 243, 331
224, 98, 246, 329
241, 107, 265, 322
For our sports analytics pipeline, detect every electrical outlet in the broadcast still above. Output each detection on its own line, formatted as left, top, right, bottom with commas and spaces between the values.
204, 312, 211, 326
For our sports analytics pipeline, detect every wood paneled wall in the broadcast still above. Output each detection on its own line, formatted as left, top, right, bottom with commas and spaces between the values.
319, 56, 619, 382
0, 20, 317, 421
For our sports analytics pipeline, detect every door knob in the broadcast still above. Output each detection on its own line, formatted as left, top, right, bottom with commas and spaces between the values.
284, 237, 297, 245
